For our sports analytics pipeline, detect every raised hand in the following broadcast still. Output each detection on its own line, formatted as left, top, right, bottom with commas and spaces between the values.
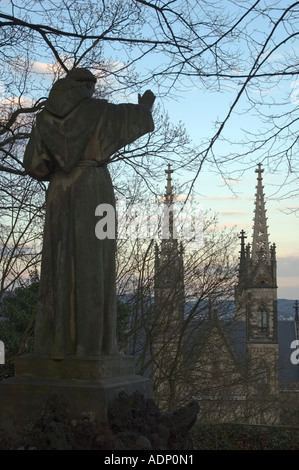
138, 90, 156, 110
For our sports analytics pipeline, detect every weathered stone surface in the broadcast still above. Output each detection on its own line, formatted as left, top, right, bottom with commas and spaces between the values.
4, 68, 159, 450
23, 68, 155, 359
0, 391, 199, 450
14, 353, 136, 380
0, 373, 152, 434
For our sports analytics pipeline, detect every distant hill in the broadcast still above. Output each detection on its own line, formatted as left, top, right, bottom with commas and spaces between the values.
0, 292, 296, 321
214, 299, 297, 321
277, 299, 297, 321
184, 298, 297, 322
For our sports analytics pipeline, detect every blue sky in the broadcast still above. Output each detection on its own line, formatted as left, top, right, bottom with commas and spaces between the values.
9, 63, 299, 301
164, 90, 299, 300
2, 0, 298, 300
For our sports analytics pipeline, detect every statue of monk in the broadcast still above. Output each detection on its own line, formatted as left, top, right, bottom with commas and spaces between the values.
23, 68, 155, 359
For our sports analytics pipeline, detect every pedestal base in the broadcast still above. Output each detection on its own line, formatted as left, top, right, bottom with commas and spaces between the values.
14, 353, 137, 380
0, 354, 152, 433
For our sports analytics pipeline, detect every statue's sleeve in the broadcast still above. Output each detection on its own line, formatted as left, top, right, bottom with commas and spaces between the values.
23, 124, 55, 181
100, 102, 154, 158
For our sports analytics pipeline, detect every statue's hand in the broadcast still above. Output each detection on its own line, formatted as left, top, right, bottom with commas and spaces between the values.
138, 90, 156, 110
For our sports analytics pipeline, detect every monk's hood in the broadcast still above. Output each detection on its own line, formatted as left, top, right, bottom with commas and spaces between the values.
45, 78, 91, 118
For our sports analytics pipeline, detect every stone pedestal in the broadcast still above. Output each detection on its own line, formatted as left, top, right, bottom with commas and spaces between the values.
0, 354, 152, 433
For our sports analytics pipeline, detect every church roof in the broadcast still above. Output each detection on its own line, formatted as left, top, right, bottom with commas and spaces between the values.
123, 294, 299, 385
225, 321, 247, 362
187, 317, 299, 384
226, 319, 299, 383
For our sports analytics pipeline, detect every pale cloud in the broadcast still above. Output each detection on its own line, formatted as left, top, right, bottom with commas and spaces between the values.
278, 276, 299, 286
202, 195, 238, 200
32, 61, 56, 76
218, 210, 247, 215
277, 206, 299, 212
175, 194, 189, 201
277, 256, 299, 278
0, 95, 34, 108
157, 194, 199, 203
30, 58, 128, 77
221, 178, 242, 186
264, 51, 285, 62
206, 221, 251, 231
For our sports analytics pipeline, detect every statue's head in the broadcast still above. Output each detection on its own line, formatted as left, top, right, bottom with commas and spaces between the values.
46, 68, 97, 117
66, 68, 97, 97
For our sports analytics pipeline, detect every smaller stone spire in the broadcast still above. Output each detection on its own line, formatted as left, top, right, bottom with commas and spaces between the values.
238, 230, 247, 283
239, 229, 247, 260
162, 164, 175, 240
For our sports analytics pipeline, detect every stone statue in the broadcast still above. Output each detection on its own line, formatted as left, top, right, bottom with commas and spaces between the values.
24, 68, 155, 359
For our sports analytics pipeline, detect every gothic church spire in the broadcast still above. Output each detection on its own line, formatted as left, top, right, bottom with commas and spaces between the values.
252, 163, 271, 264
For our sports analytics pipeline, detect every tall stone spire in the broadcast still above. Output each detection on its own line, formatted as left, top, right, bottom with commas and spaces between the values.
154, 164, 184, 409
252, 163, 270, 263
235, 164, 279, 405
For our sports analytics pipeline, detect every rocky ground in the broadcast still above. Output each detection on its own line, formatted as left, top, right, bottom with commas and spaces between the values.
0, 391, 199, 450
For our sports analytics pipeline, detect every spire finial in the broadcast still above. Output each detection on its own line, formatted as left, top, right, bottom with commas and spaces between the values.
165, 163, 174, 204
239, 229, 247, 242
255, 162, 264, 179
